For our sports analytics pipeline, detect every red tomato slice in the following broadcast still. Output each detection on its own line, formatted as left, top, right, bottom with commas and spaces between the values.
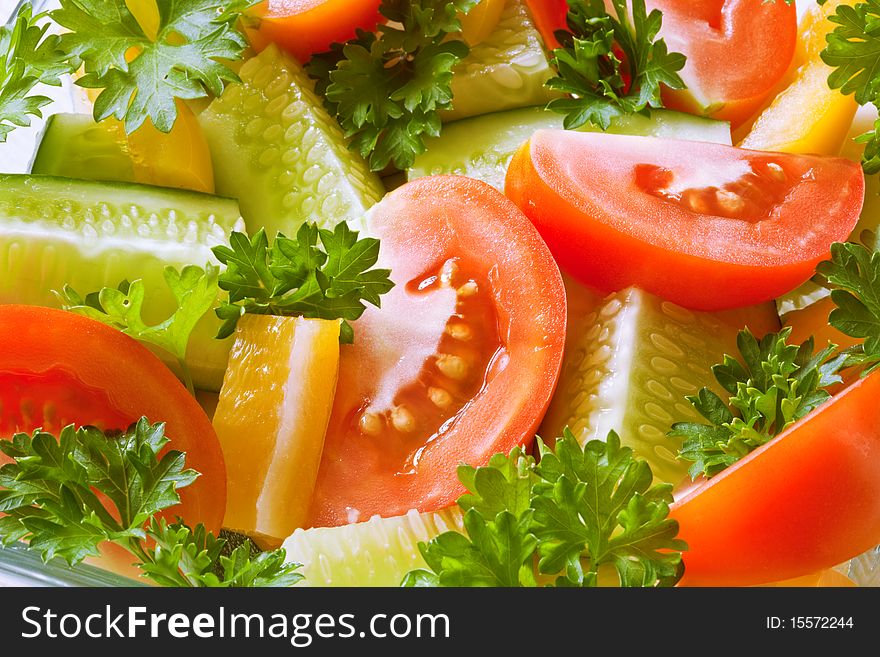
647, 0, 797, 128
247, 0, 382, 62
671, 371, 880, 587
308, 176, 567, 527
0, 305, 226, 533
505, 129, 864, 311
524, 0, 568, 50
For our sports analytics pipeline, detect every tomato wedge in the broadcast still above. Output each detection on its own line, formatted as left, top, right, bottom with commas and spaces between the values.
308, 176, 567, 527
505, 129, 864, 310
247, 0, 382, 62
671, 371, 880, 587
647, 0, 798, 128
0, 306, 226, 532
524, 0, 568, 50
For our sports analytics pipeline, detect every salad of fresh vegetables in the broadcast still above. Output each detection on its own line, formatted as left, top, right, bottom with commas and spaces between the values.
1, 0, 880, 589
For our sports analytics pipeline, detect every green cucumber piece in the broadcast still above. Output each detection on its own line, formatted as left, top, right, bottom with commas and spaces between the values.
539, 285, 742, 486
31, 113, 135, 183
410, 106, 733, 191
199, 44, 385, 236
0, 174, 243, 391
446, 0, 556, 122
283, 508, 463, 587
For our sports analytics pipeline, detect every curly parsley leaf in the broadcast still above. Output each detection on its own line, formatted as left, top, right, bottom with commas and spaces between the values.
0, 5, 74, 142
56, 264, 221, 395
0, 419, 196, 565
0, 419, 302, 587
403, 430, 686, 588
546, 0, 686, 130
820, 0, 880, 176
816, 235, 880, 370
51, 0, 256, 134
669, 328, 845, 479
212, 222, 394, 343
139, 518, 303, 587
306, 0, 479, 170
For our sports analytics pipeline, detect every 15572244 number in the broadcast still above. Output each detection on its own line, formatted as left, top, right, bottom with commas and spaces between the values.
790, 617, 854, 629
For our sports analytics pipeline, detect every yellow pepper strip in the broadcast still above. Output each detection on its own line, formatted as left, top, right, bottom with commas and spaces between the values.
213, 315, 341, 546
736, 0, 858, 155
460, 0, 507, 47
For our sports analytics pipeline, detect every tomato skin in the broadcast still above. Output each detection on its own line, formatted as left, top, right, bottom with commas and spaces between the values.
308, 176, 567, 527
0, 306, 226, 532
505, 130, 864, 311
649, 0, 798, 128
248, 0, 383, 63
671, 371, 880, 587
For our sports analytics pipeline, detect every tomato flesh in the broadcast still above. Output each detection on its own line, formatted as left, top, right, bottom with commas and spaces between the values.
671, 371, 880, 587
648, 0, 798, 127
505, 129, 864, 310
0, 369, 132, 438
308, 176, 567, 527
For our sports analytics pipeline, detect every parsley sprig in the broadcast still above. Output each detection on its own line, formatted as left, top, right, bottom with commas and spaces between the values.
0, 418, 302, 587
212, 222, 394, 343
0, 5, 74, 142
56, 264, 221, 396
821, 0, 880, 177
306, 0, 480, 171
546, 0, 686, 130
669, 328, 844, 480
51, 0, 256, 133
404, 430, 686, 587
817, 233, 880, 372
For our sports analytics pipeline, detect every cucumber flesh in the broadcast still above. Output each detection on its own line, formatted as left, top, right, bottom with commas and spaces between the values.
539, 284, 742, 486
199, 44, 385, 236
410, 106, 732, 191
0, 174, 243, 391
446, 0, 556, 122
283, 508, 464, 587
31, 114, 136, 183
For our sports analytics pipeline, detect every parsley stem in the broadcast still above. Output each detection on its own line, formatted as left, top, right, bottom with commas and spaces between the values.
178, 359, 196, 398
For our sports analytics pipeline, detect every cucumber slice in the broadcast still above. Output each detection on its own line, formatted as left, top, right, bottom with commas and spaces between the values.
539, 285, 742, 486
446, 0, 556, 122
410, 106, 733, 191
199, 44, 385, 236
283, 508, 463, 587
31, 114, 136, 183
0, 174, 243, 391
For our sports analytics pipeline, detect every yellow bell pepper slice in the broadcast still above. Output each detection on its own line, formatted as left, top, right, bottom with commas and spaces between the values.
460, 0, 506, 46
213, 315, 341, 546
737, 0, 858, 155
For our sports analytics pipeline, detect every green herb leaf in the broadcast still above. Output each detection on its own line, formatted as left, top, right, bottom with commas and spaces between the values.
669, 328, 845, 479
546, 0, 686, 130
404, 429, 686, 587
0, 419, 302, 587
817, 235, 880, 368
820, 0, 880, 176
306, 0, 480, 170
56, 264, 221, 395
0, 5, 74, 142
139, 517, 303, 587
0, 419, 196, 565
51, 0, 256, 134
213, 223, 394, 342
